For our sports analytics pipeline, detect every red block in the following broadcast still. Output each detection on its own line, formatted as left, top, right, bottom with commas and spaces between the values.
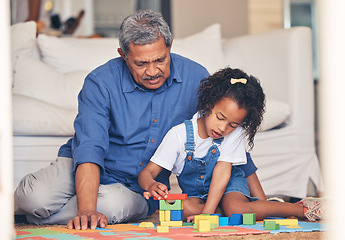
154, 193, 187, 200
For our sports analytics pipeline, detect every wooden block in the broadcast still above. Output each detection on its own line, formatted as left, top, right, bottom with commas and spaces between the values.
194, 214, 219, 228
160, 220, 183, 227
170, 210, 183, 221
165, 210, 171, 221
229, 214, 242, 225
219, 217, 230, 226
264, 219, 298, 226
159, 199, 183, 211
243, 213, 256, 225
159, 210, 165, 222
154, 194, 187, 200
264, 221, 280, 230
157, 225, 169, 233
139, 222, 155, 228
198, 219, 211, 232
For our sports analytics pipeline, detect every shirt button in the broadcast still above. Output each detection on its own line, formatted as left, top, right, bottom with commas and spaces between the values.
187, 156, 192, 161
140, 162, 144, 166
153, 119, 157, 123
151, 139, 154, 143
200, 175, 204, 180
212, 148, 217, 154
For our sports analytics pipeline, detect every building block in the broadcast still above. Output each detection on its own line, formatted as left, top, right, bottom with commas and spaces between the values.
264, 218, 298, 226
243, 213, 256, 225
264, 221, 280, 230
160, 220, 183, 227
183, 222, 194, 226
170, 210, 184, 221
159, 199, 183, 211
229, 214, 243, 225
198, 220, 211, 232
139, 222, 155, 228
219, 217, 230, 226
156, 225, 169, 233
165, 210, 171, 221
159, 210, 165, 222
194, 214, 219, 228
154, 194, 188, 200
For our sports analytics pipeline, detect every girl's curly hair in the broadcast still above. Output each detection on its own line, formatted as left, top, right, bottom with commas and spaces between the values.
197, 67, 265, 150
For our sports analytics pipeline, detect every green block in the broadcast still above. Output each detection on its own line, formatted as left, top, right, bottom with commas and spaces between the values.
183, 222, 194, 226
243, 213, 256, 225
264, 221, 280, 230
159, 199, 183, 210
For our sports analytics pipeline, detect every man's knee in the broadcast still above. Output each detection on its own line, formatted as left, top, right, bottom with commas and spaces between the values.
97, 184, 148, 224
14, 173, 52, 217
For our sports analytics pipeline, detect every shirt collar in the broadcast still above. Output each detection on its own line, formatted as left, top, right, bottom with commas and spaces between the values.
122, 54, 182, 93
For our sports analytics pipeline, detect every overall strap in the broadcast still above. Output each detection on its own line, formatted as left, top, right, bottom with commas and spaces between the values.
184, 120, 195, 151
213, 137, 224, 145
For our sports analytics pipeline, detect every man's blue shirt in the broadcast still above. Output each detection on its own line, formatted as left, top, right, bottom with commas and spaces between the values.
58, 53, 208, 191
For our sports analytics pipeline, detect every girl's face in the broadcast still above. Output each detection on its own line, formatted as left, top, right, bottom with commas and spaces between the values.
199, 97, 248, 139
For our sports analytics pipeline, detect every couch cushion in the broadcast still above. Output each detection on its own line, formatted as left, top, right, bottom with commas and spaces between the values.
259, 99, 291, 132
171, 23, 224, 74
12, 54, 87, 110
11, 21, 37, 68
13, 94, 76, 135
37, 23, 224, 74
37, 35, 120, 73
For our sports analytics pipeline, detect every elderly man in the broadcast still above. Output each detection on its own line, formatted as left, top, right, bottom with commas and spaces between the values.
14, 10, 265, 230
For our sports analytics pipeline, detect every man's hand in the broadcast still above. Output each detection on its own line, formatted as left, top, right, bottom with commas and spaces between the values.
144, 182, 169, 200
67, 210, 108, 230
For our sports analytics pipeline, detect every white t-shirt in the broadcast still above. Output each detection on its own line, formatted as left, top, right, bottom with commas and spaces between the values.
151, 113, 247, 176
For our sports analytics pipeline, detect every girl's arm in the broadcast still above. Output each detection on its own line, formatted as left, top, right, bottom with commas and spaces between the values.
138, 162, 169, 200
201, 161, 232, 214
247, 172, 267, 200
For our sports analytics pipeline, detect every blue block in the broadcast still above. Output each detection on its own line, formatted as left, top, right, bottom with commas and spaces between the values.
229, 214, 243, 225
219, 217, 230, 226
170, 210, 184, 221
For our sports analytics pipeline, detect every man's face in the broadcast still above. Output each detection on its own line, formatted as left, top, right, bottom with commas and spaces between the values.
119, 37, 171, 90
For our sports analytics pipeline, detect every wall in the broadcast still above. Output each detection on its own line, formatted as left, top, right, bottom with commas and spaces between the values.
247, 0, 283, 35
171, 0, 248, 39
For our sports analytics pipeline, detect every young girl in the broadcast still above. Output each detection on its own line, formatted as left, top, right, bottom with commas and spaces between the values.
138, 67, 323, 222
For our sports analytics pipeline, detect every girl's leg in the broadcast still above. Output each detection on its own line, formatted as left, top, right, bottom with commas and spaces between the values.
183, 197, 205, 219
183, 197, 223, 220
220, 192, 305, 220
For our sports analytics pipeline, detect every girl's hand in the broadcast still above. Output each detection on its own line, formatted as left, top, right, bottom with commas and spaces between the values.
144, 182, 169, 200
186, 215, 195, 223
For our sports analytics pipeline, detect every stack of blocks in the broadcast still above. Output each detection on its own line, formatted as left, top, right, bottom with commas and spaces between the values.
155, 194, 187, 232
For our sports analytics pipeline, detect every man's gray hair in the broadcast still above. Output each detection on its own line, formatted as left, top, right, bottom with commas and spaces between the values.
119, 10, 173, 58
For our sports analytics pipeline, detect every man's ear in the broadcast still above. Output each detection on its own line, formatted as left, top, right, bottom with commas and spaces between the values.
169, 39, 173, 51
118, 48, 126, 61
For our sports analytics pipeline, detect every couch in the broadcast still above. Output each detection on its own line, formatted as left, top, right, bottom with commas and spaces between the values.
11, 21, 323, 199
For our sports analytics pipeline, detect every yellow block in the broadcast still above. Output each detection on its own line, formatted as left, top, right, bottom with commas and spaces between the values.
160, 220, 183, 227
157, 225, 169, 233
264, 219, 299, 226
139, 222, 155, 228
165, 210, 171, 221
159, 210, 165, 222
194, 215, 219, 228
198, 219, 211, 232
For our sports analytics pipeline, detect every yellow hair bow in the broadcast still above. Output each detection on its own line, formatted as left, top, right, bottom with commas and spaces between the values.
230, 78, 247, 84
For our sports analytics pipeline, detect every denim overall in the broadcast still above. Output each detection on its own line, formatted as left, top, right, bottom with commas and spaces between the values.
177, 120, 255, 201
